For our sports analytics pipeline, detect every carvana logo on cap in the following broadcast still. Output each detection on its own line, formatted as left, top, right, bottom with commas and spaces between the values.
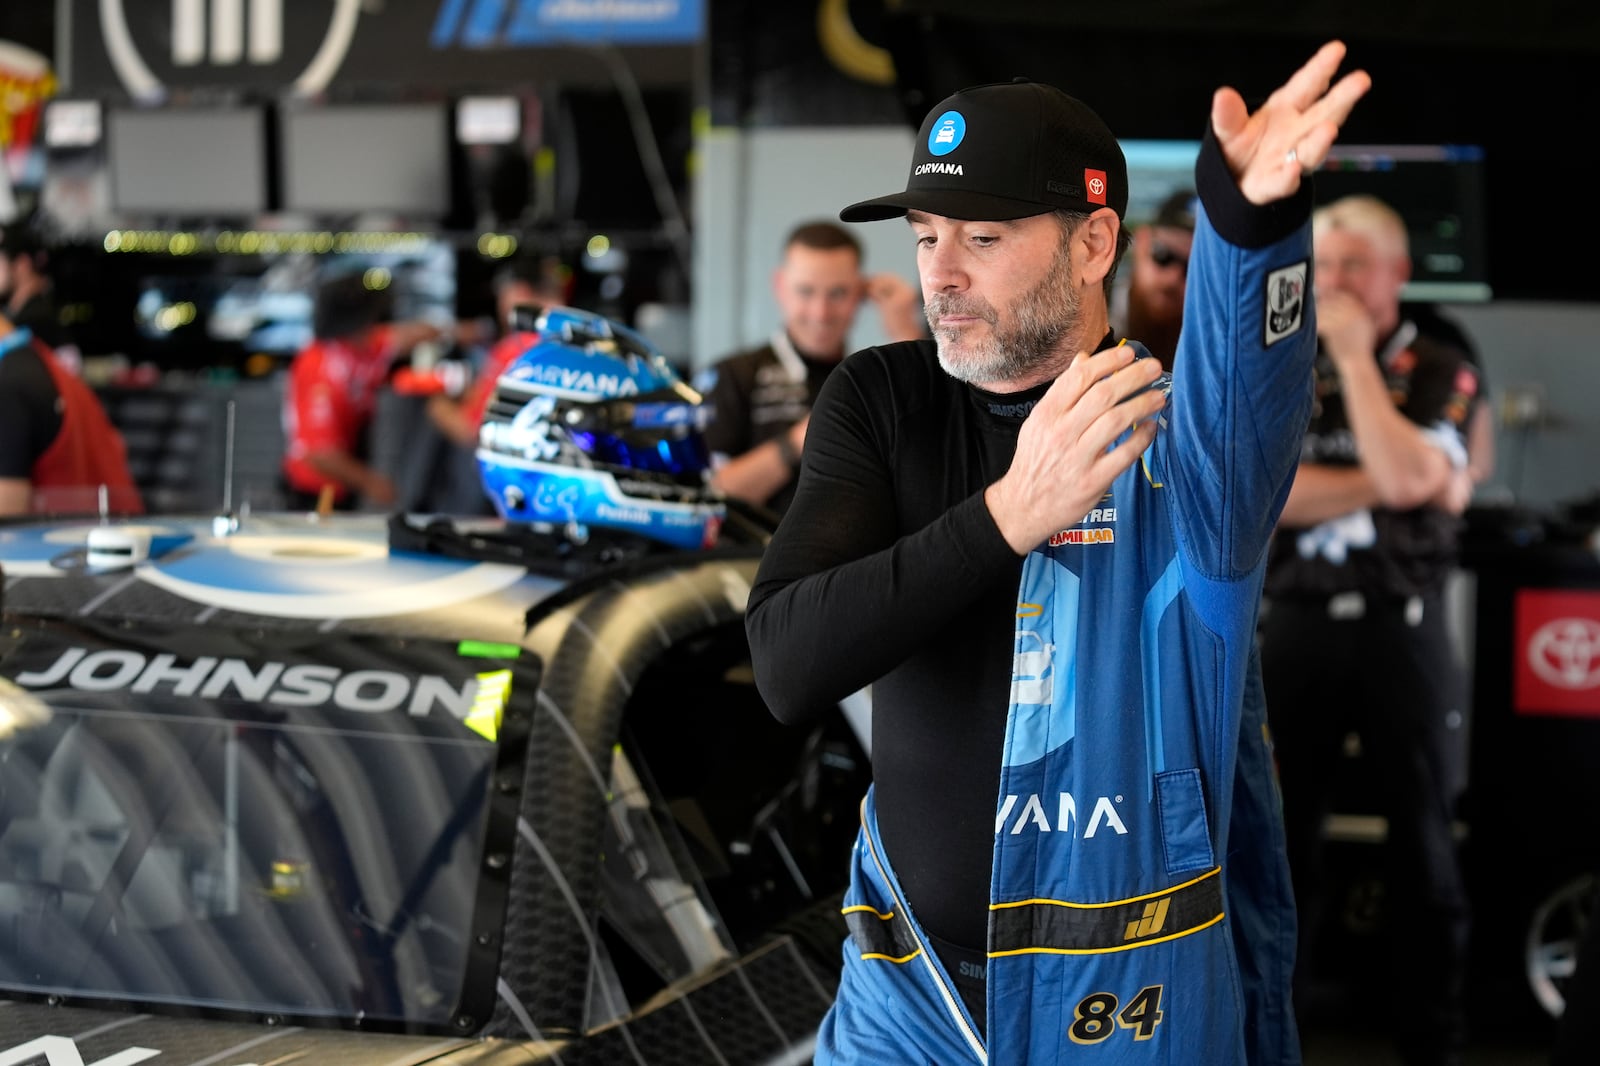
928, 111, 966, 156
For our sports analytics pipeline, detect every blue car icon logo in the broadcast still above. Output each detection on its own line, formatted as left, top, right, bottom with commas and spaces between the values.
927, 110, 965, 156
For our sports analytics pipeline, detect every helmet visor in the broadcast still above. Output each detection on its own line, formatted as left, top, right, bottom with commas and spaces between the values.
554, 384, 712, 481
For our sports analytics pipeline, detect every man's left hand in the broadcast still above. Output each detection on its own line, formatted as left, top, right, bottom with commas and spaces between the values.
1211, 40, 1371, 206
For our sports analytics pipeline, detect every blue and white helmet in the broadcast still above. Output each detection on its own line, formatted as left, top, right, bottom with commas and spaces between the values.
476, 306, 725, 550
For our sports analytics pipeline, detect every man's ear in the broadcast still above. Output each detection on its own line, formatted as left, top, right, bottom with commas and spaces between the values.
1075, 208, 1122, 287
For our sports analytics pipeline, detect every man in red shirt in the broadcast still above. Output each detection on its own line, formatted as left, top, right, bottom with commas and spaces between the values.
281, 273, 442, 510
424, 264, 567, 448
0, 314, 143, 516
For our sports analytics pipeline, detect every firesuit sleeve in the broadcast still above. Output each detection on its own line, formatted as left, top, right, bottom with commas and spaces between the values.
1162, 126, 1319, 582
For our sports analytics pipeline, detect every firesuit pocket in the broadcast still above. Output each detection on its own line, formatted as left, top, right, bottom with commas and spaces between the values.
1155, 767, 1215, 875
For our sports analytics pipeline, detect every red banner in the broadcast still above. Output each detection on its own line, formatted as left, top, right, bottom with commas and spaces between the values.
1514, 589, 1600, 718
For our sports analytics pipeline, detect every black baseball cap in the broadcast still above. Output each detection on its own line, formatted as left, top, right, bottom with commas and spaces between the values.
840, 78, 1128, 224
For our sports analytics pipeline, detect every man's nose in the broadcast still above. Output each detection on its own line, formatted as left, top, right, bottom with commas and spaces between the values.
922, 246, 967, 292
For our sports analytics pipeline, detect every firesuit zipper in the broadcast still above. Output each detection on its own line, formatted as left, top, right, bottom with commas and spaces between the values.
859, 798, 988, 1063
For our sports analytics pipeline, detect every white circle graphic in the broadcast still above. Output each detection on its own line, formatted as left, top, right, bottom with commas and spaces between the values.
100, 0, 363, 100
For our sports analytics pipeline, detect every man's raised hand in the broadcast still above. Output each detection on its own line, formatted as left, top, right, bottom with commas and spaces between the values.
1212, 40, 1372, 206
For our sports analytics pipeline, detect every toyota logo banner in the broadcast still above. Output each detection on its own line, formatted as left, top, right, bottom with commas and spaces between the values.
1514, 589, 1600, 718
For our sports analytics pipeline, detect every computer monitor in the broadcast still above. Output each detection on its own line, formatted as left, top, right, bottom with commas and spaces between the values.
106, 106, 269, 217
1119, 139, 1491, 303
1314, 144, 1490, 303
280, 104, 451, 218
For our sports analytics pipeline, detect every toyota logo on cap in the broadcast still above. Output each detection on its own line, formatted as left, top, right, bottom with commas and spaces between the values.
1085, 169, 1107, 206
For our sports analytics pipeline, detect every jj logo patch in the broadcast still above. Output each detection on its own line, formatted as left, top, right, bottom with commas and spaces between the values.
1263, 260, 1307, 345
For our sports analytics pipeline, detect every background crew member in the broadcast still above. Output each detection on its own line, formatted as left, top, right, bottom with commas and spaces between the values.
280, 271, 443, 511
0, 312, 141, 516
1110, 187, 1196, 369
424, 261, 570, 449
0, 220, 76, 361
1261, 193, 1482, 1066
696, 220, 923, 515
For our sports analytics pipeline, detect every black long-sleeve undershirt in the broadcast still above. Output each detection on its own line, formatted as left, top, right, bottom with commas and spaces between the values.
747, 338, 1070, 950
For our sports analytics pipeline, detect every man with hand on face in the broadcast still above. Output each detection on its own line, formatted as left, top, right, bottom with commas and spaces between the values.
1262, 193, 1482, 1066
697, 220, 923, 515
746, 43, 1369, 1066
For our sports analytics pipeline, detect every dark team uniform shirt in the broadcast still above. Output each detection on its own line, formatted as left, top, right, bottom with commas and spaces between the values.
0, 341, 64, 479
0, 329, 142, 514
8, 291, 73, 353
1265, 322, 1482, 600
698, 334, 836, 514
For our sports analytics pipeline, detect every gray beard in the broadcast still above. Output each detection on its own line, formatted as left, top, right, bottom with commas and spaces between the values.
928, 245, 1081, 387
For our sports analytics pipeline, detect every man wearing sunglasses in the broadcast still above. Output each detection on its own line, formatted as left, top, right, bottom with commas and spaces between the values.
1113, 188, 1196, 370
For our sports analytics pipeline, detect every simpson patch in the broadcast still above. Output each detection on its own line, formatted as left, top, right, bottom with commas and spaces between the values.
1263, 261, 1308, 346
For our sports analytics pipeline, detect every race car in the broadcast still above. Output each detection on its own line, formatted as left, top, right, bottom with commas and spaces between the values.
0, 308, 868, 1065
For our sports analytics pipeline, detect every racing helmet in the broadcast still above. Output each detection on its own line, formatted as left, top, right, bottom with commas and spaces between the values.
476, 306, 725, 550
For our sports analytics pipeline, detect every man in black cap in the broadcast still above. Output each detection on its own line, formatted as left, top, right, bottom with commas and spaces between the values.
746, 41, 1369, 1066
1113, 187, 1198, 370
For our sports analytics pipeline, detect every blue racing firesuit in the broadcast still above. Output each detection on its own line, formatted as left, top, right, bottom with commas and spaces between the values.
748, 130, 1315, 1064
